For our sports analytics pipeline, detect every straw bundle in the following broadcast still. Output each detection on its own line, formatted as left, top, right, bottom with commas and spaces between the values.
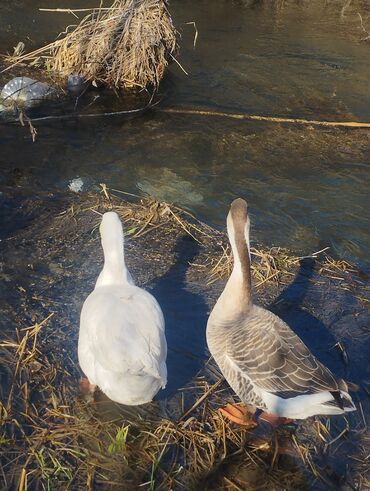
7, 0, 178, 89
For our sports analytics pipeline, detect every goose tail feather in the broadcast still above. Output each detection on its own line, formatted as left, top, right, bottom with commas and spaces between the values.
261, 389, 356, 419
323, 390, 356, 413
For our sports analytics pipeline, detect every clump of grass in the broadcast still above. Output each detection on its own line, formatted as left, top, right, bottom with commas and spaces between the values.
5, 0, 178, 89
0, 315, 310, 489
59, 184, 215, 245
319, 254, 356, 278
199, 242, 300, 288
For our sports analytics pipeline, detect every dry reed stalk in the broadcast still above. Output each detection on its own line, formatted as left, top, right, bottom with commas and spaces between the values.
2, 307, 313, 489
319, 254, 356, 277
202, 243, 299, 287
159, 106, 370, 128
5, 0, 178, 89
0, 314, 154, 488
73, 183, 215, 244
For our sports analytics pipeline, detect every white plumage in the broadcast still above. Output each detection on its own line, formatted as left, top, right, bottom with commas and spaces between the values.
78, 211, 167, 405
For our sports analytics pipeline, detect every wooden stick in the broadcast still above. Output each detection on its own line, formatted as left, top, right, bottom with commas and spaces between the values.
159, 107, 370, 128
39, 8, 117, 13
179, 378, 224, 421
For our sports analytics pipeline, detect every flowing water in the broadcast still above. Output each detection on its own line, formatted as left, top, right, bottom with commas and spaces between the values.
0, 2, 369, 488
0, 0, 369, 272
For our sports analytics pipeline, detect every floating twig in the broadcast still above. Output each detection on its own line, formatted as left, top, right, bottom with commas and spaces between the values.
159, 106, 370, 128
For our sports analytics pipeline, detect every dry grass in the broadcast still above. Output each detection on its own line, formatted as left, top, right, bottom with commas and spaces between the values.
61, 185, 366, 293
194, 239, 352, 292
318, 254, 359, 281
353, 433, 370, 490
1, 334, 366, 491
1, 187, 368, 489
201, 244, 301, 288
58, 184, 215, 246
5, 0, 178, 89
0, 315, 314, 490
0, 317, 320, 490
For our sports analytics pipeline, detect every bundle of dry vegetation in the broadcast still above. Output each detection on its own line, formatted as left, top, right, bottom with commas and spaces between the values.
0, 186, 368, 489
6, 0, 178, 89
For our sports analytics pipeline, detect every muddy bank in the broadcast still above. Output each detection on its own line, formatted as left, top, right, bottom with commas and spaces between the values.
0, 187, 369, 490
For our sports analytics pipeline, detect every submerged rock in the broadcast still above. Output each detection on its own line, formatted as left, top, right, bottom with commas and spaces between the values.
68, 177, 85, 193
137, 168, 204, 207
67, 73, 89, 97
0, 76, 57, 112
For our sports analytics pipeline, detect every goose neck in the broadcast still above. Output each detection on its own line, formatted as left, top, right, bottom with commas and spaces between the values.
95, 222, 131, 287
228, 218, 251, 300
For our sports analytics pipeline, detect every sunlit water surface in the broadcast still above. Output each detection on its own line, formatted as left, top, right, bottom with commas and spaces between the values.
0, 0, 369, 272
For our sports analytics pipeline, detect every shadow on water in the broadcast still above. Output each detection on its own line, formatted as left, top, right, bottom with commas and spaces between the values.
151, 235, 209, 399
268, 258, 342, 375
260, 259, 368, 486
268, 257, 368, 394
268, 257, 354, 389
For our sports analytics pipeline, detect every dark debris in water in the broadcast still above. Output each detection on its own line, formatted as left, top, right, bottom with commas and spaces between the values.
0, 186, 369, 490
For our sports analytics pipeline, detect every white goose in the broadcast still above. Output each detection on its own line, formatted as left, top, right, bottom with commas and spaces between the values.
78, 211, 167, 405
206, 198, 356, 424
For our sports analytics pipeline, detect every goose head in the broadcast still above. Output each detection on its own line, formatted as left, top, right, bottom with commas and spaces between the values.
99, 211, 124, 262
100, 211, 123, 238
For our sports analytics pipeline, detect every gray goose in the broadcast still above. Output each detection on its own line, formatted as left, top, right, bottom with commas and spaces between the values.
206, 198, 356, 424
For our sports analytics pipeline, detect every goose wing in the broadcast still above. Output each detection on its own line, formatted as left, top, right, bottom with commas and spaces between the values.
81, 285, 166, 380
225, 306, 345, 398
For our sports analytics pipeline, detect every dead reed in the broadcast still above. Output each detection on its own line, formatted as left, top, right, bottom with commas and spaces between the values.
1, 186, 368, 489
0, 314, 313, 490
5, 0, 178, 89
0, 305, 312, 489
63, 185, 365, 291
201, 243, 301, 288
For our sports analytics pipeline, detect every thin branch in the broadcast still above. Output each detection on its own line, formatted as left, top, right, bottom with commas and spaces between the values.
179, 378, 224, 422
159, 106, 370, 128
2, 97, 160, 125
186, 22, 198, 48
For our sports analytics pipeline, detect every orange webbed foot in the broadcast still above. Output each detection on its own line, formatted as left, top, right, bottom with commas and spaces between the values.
219, 403, 257, 427
79, 377, 97, 402
258, 411, 295, 428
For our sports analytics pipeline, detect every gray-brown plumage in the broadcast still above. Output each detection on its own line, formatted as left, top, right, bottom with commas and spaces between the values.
206, 198, 356, 419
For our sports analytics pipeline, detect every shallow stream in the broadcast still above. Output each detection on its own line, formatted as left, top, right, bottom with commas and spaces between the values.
0, 0, 369, 272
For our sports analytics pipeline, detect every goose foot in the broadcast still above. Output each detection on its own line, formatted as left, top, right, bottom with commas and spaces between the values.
79, 377, 96, 402
245, 434, 298, 458
258, 411, 295, 429
219, 403, 257, 427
